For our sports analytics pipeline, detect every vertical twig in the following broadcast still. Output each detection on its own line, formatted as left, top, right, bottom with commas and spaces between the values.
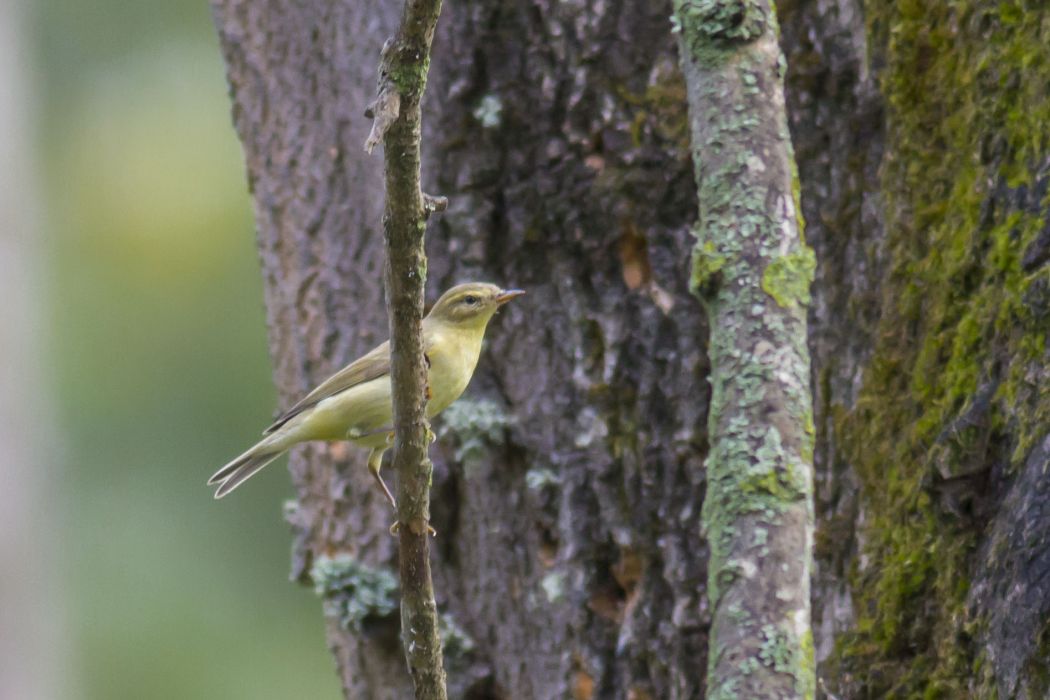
673, 1, 816, 698
366, 0, 447, 698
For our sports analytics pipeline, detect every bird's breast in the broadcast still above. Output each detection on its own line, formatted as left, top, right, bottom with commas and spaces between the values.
426, 329, 483, 415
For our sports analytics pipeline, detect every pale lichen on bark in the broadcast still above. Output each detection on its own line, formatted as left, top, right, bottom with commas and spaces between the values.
674, 0, 816, 697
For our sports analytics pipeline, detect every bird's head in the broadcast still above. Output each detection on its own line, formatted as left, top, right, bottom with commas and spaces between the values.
426, 282, 525, 331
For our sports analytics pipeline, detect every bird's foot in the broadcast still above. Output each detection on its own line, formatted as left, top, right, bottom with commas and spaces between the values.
389, 520, 437, 537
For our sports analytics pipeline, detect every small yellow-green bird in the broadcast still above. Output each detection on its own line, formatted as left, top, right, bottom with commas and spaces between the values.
208, 282, 524, 502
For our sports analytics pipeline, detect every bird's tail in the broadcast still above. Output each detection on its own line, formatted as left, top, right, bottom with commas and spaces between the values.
208, 440, 288, 499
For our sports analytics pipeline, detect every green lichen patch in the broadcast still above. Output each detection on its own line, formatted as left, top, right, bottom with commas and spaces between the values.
702, 422, 809, 604
826, 1, 1050, 695
672, 0, 768, 64
525, 467, 561, 491
439, 612, 475, 658
472, 94, 502, 128
690, 237, 728, 296
751, 621, 815, 698
800, 629, 816, 700
437, 397, 514, 464
615, 65, 691, 152
310, 554, 398, 632
762, 246, 816, 309
388, 50, 431, 99
759, 623, 796, 672
540, 571, 566, 603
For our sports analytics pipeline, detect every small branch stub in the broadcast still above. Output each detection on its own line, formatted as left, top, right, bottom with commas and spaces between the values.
364, 86, 400, 154
364, 38, 401, 154
422, 193, 448, 219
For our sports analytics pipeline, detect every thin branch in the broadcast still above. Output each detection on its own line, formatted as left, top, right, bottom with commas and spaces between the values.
422, 193, 448, 219
367, 0, 447, 697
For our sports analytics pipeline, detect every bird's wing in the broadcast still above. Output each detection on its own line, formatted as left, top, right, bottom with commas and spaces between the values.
263, 329, 436, 435
264, 341, 392, 434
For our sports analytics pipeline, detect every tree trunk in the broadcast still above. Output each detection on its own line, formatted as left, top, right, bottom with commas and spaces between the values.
211, 2, 415, 696
780, 1, 1050, 697
673, 1, 816, 697
421, 3, 710, 697
213, 0, 707, 697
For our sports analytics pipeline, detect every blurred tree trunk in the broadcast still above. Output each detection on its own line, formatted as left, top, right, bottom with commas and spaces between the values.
0, 2, 70, 698
213, 0, 1050, 698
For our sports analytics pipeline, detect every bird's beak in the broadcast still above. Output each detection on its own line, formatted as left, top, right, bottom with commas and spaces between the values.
495, 289, 526, 305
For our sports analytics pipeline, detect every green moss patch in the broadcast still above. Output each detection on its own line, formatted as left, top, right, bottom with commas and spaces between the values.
825, 2, 1050, 696
762, 247, 816, 309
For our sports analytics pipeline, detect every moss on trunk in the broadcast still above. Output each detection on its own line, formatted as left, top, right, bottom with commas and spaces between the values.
824, 2, 1050, 696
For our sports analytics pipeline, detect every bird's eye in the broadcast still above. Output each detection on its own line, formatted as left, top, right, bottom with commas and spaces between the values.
463, 295, 478, 305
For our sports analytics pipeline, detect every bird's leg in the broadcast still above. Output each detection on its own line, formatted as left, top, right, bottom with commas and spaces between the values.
367, 447, 396, 511
351, 427, 397, 510
382, 431, 436, 537
366, 432, 436, 537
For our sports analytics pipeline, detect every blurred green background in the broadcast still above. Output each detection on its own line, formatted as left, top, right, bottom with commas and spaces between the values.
29, 0, 340, 697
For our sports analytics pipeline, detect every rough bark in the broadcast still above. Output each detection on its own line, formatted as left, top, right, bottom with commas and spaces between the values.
369, 0, 448, 695
777, 0, 884, 671
673, 1, 816, 698
420, 2, 710, 696
211, 2, 416, 697
214, 0, 708, 697
780, 1, 1050, 697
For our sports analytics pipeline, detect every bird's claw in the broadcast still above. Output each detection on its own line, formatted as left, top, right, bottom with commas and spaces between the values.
389, 520, 437, 537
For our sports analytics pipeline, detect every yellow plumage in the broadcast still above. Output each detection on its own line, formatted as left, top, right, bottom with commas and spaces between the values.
208, 282, 523, 504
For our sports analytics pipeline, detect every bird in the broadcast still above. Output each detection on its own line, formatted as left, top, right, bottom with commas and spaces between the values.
208, 282, 524, 504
